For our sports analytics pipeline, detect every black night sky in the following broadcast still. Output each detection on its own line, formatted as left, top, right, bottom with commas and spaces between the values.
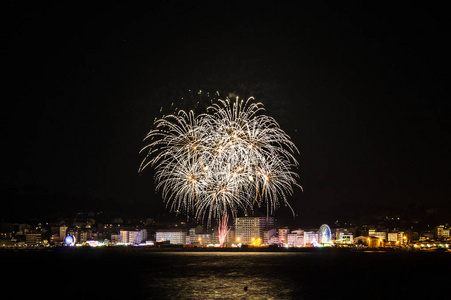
2, 2, 449, 224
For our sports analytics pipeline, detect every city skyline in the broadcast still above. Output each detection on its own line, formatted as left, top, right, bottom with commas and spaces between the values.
2, 3, 449, 224
2, 211, 450, 249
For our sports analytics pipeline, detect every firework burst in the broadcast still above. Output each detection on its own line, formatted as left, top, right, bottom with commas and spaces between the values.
139, 96, 300, 226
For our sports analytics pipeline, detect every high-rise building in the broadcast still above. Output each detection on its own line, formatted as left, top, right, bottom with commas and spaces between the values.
234, 217, 274, 245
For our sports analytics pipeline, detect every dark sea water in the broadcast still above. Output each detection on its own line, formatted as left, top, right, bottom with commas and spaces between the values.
3, 248, 450, 299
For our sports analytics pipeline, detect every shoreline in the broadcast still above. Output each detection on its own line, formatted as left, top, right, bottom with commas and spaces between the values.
2, 243, 450, 253
0, 245, 419, 253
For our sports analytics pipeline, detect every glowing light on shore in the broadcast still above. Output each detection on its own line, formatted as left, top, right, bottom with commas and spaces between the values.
251, 237, 262, 247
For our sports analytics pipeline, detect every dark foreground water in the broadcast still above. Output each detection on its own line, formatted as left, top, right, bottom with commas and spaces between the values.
3, 248, 450, 299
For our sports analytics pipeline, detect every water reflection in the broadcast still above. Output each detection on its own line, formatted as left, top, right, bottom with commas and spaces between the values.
143, 252, 300, 299
139, 251, 451, 299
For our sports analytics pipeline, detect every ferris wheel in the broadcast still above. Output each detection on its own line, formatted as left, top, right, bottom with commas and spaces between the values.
319, 224, 332, 245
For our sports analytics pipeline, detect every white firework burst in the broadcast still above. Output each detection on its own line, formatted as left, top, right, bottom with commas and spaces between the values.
139, 96, 300, 226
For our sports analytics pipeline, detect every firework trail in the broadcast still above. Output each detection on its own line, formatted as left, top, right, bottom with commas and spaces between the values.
139, 96, 300, 226
218, 213, 231, 247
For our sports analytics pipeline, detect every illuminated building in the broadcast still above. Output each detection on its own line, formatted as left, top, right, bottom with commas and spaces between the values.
368, 229, 386, 241
269, 235, 279, 245
109, 233, 118, 244
387, 232, 404, 244
435, 225, 450, 239
263, 229, 276, 245
188, 227, 196, 242
225, 229, 235, 246
79, 231, 91, 243
353, 236, 369, 246
234, 217, 274, 245
335, 228, 351, 241
304, 231, 319, 247
354, 236, 383, 247
287, 233, 298, 247
291, 230, 304, 235
156, 230, 187, 245
278, 228, 289, 245
296, 235, 304, 247
288, 230, 305, 247
188, 227, 215, 245
335, 228, 354, 245
50, 233, 60, 245
25, 233, 41, 245
119, 229, 148, 245
340, 234, 353, 245
273, 230, 305, 247
59, 226, 67, 241
369, 236, 383, 248
195, 233, 213, 245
